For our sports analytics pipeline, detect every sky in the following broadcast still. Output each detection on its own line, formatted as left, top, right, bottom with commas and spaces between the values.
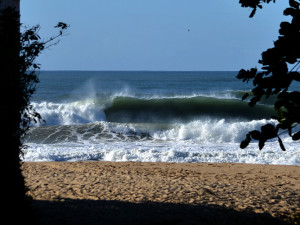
21, 0, 290, 71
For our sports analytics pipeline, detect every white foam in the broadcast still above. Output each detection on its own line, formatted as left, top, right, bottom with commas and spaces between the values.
23, 140, 300, 165
31, 100, 106, 125
24, 115, 300, 165
22, 118, 300, 165
151, 119, 276, 143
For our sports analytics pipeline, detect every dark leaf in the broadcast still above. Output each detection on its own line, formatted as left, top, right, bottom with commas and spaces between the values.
249, 96, 261, 107
258, 139, 265, 150
289, 92, 300, 104
283, 7, 296, 16
242, 93, 249, 101
288, 127, 292, 137
278, 136, 286, 151
249, 130, 261, 140
274, 100, 286, 109
292, 131, 300, 140
236, 69, 246, 79
33, 64, 39, 69
55, 22, 68, 30
237, 0, 299, 151
236, 68, 257, 80
240, 134, 251, 149
291, 72, 300, 82
240, 137, 251, 149
289, 0, 300, 8
261, 124, 277, 139
279, 22, 291, 35
249, 8, 256, 18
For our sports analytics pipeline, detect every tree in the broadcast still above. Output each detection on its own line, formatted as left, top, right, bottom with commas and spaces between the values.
0, 3, 68, 222
237, 0, 300, 151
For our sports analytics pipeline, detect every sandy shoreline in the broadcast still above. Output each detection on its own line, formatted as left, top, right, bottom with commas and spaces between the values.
22, 161, 300, 224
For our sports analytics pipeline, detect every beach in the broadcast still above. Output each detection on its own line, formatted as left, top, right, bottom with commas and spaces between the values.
23, 161, 300, 224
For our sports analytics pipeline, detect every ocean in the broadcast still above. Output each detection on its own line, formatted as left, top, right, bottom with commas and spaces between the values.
23, 71, 300, 165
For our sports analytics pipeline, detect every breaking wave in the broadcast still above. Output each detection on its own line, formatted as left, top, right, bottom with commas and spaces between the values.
31, 94, 275, 125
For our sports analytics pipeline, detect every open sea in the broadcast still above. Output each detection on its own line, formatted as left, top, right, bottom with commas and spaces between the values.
23, 71, 300, 165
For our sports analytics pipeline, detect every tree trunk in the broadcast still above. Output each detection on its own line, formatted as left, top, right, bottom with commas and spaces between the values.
0, 0, 36, 224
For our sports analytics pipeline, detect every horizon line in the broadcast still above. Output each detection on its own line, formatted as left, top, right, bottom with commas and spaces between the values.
39, 69, 240, 72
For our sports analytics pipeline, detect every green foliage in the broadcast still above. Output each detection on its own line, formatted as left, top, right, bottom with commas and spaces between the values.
237, 0, 300, 150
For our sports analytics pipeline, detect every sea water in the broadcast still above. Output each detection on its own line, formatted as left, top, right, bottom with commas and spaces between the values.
23, 71, 300, 165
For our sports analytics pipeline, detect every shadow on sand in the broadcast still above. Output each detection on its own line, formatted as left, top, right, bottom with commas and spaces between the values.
31, 199, 292, 225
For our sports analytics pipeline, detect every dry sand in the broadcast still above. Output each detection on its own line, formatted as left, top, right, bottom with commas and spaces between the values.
22, 162, 300, 225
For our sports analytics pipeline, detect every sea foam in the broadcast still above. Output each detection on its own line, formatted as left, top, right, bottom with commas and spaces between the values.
24, 119, 300, 165
23, 140, 300, 165
24, 71, 300, 165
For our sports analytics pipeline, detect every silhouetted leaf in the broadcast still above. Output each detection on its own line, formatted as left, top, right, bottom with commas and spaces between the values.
240, 134, 252, 149
288, 126, 292, 136
240, 137, 251, 149
274, 100, 285, 109
258, 139, 265, 150
284, 7, 296, 16
242, 93, 249, 101
261, 124, 277, 139
249, 130, 261, 140
289, 0, 300, 8
249, 8, 256, 18
238, 0, 300, 151
249, 96, 261, 107
253, 72, 263, 86
279, 22, 291, 35
291, 72, 300, 82
289, 92, 300, 104
278, 136, 286, 151
55, 22, 68, 30
292, 131, 300, 140
236, 68, 257, 82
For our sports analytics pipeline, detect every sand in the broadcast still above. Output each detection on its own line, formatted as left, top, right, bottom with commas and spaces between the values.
22, 162, 300, 225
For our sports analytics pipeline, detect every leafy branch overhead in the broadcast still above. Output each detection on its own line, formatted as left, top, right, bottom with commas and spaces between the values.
237, 0, 300, 150
19, 22, 69, 128
239, 0, 276, 17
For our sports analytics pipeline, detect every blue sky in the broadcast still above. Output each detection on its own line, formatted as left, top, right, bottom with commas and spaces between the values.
21, 0, 289, 71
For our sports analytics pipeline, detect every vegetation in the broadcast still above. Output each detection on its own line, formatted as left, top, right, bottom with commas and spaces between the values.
0, 6, 68, 222
237, 0, 300, 150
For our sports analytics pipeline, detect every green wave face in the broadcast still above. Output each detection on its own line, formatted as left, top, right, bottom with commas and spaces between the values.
104, 96, 275, 123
